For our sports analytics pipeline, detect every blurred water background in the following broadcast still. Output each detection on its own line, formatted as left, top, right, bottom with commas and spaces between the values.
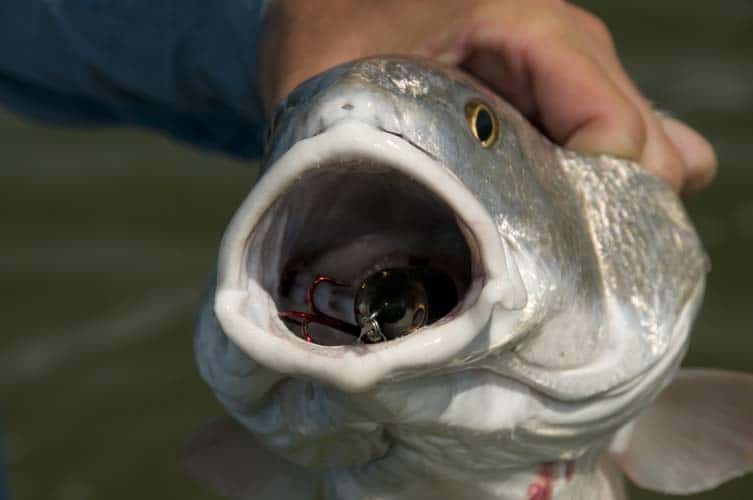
0, 1, 751, 499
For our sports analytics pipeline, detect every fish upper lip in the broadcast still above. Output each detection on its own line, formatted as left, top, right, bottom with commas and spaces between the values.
213, 122, 523, 391
376, 126, 441, 162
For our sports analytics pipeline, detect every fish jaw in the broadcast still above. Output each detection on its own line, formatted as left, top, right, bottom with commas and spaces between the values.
214, 121, 527, 392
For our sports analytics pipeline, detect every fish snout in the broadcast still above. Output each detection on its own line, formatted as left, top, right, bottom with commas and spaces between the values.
301, 89, 404, 139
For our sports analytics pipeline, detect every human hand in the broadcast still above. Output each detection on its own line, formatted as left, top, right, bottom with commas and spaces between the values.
260, 0, 716, 194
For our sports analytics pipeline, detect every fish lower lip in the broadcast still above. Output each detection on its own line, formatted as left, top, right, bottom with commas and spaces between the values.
248, 157, 480, 345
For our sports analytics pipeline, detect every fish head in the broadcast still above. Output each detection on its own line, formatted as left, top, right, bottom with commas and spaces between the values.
214, 56, 547, 391
208, 51, 708, 467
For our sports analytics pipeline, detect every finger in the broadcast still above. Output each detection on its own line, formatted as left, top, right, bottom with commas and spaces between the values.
592, 68, 687, 191
628, 95, 686, 191
469, 19, 648, 163
563, 6, 688, 191
531, 40, 685, 191
530, 41, 648, 164
659, 116, 718, 194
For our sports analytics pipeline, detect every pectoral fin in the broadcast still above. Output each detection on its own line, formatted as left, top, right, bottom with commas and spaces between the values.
590, 456, 628, 500
610, 369, 753, 494
183, 417, 319, 499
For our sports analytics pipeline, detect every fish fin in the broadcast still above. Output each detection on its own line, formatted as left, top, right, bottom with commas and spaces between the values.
610, 368, 753, 494
183, 417, 319, 499
566, 456, 626, 500
592, 455, 628, 500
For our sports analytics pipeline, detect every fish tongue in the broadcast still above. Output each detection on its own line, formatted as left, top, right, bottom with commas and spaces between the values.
609, 368, 753, 494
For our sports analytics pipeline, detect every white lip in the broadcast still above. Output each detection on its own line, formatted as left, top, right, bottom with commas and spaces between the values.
214, 121, 524, 391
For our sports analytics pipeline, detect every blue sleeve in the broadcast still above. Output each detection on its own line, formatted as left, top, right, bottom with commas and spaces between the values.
0, 0, 270, 159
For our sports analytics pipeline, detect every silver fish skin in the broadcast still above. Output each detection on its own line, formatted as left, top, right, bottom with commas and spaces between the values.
194, 56, 715, 499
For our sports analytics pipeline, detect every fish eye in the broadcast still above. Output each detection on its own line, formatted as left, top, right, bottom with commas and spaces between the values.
465, 101, 499, 148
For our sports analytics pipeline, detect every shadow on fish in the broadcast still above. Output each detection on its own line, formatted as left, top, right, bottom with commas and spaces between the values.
188, 57, 753, 499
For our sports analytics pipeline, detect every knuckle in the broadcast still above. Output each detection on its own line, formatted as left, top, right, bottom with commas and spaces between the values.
587, 14, 612, 42
471, 0, 518, 25
572, 8, 615, 47
484, 0, 570, 39
525, 11, 571, 42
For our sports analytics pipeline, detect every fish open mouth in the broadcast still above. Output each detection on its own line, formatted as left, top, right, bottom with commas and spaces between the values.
248, 158, 478, 346
215, 123, 519, 390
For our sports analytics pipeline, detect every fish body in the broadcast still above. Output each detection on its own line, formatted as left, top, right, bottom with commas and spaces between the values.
191, 57, 753, 499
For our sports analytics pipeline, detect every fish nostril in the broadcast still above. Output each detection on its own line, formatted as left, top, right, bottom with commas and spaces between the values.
341, 103, 354, 110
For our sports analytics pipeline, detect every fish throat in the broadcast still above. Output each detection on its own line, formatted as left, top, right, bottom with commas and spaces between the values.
244, 158, 480, 346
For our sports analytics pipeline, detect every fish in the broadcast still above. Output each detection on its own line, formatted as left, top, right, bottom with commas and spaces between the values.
188, 56, 753, 499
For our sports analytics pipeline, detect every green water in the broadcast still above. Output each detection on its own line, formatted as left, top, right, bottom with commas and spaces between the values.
1, 1, 751, 498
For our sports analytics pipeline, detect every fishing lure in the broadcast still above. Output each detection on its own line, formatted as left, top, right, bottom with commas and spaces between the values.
279, 266, 456, 344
